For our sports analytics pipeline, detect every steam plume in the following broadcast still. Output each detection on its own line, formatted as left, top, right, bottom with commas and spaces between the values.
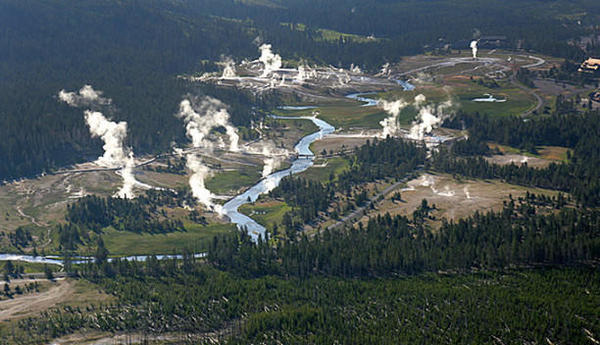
379, 100, 409, 138
185, 153, 222, 214
59, 86, 136, 198
176, 97, 239, 152
84, 110, 128, 167
117, 153, 137, 198
408, 96, 452, 140
84, 110, 137, 198
259, 44, 282, 77
296, 65, 308, 83
379, 63, 391, 77
470, 40, 479, 59
337, 70, 351, 86
221, 58, 237, 78
378, 94, 452, 140
59, 85, 112, 107
260, 145, 287, 177
176, 96, 240, 212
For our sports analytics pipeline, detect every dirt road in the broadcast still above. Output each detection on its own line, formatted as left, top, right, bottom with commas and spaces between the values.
0, 279, 72, 322
328, 170, 421, 231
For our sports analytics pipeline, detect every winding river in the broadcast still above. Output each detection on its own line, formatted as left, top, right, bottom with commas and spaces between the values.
0, 116, 336, 264
222, 115, 335, 240
0, 86, 404, 264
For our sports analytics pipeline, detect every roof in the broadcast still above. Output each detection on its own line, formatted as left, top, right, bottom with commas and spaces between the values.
583, 58, 600, 66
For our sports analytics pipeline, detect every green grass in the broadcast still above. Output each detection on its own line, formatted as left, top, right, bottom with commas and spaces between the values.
206, 166, 262, 195
458, 91, 534, 117
239, 201, 291, 233
268, 114, 321, 138
0, 261, 62, 274
488, 143, 545, 158
280, 23, 380, 43
100, 223, 235, 256
316, 105, 387, 129
299, 157, 350, 183
382, 80, 537, 118
538, 146, 570, 162
284, 119, 320, 136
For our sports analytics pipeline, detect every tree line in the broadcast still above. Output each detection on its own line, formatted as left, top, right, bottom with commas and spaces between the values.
209, 197, 600, 279
441, 109, 600, 206
269, 137, 427, 233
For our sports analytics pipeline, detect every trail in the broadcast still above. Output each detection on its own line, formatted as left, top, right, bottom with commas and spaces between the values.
328, 169, 422, 231
0, 279, 72, 322
15, 178, 59, 248
16, 206, 47, 228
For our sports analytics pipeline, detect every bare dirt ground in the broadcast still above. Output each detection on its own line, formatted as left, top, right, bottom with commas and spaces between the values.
486, 154, 552, 168
311, 136, 374, 155
356, 173, 561, 227
0, 278, 112, 322
52, 322, 237, 344
0, 279, 72, 322
1, 170, 121, 232
534, 79, 594, 97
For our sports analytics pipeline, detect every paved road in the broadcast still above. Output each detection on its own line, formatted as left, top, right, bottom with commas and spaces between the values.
513, 55, 546, 117
510, 73, 544, 117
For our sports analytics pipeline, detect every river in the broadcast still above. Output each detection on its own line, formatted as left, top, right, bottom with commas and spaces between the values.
0, 115, 336, 264
0, 87, 405, 264
222, 115, 335, 240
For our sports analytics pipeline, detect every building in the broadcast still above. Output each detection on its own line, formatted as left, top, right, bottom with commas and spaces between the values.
578, 58, 600, 75
478, 35, 508, 48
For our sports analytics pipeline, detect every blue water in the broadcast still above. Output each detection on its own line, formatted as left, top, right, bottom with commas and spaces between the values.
395, 80, 416, 91
0, 78, 415, 263
345, 92, 379, 107
278, 105, 318, 110
222, 116, 335, 240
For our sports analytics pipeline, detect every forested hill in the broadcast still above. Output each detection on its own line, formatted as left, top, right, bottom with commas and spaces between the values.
0, 0, 268, 180
1, 0, 599, 181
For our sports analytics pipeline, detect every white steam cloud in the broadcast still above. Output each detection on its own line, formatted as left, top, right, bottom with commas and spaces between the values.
379, 100, 409, 138
350, 64, 362, 74
417, 175, 455, 197
221, 58, 237, 78
378, 94, 453, 140
177, 97, 239, 152
59, 86, 136, 198
379, 63, 391, 77
185, 153, 222, 214
117, 153, 137, 199
176, 96, 241, 213
337, 69, 351, 86
84, 110, 128, 167
259, 44, 282, 77
408, 96, 452, 140
470, 40, 478, 59
260, 145, 288, 177
84, 111, 137, 198
59, 85, 112, 108
295, 65, 308, 83
294, 64, 318, 84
